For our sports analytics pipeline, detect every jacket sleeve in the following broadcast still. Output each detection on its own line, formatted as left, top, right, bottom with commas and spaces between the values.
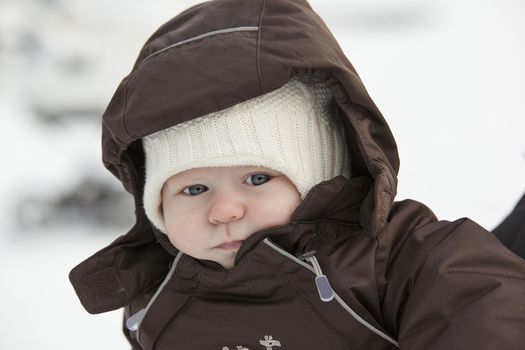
492, 191, 525, 259
395, 218, 525, 349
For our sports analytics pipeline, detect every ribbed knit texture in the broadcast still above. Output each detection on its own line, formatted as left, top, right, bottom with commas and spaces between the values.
143, 77, 350, 233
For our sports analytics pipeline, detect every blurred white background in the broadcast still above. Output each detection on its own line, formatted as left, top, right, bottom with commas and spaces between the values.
0, 0, 523, 349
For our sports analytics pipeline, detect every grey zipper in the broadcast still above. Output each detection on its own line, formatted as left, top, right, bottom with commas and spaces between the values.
144, 26, 259, 62
262, 238, 400, 347
126, 251, 184, 342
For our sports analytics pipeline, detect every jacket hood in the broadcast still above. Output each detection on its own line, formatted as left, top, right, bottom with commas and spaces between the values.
70, 0, 399, 314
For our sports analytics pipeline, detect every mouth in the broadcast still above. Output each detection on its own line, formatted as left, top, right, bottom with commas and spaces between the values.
215, 240, 244, 250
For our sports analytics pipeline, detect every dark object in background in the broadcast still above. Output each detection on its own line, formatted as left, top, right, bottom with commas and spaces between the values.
493, 192, 525, 259
15, 175, 134, 232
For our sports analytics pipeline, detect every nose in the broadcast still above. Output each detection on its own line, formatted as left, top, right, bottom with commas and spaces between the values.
208, 192, 246, 224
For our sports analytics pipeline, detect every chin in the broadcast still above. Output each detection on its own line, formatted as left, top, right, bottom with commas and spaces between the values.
220, 260, 235, 269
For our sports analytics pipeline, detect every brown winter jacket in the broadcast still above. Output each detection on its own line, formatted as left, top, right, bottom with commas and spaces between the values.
69, 0, 525, 349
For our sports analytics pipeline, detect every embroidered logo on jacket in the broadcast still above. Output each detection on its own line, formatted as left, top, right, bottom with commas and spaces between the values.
260, 335, 281, 349
221, 335, 282, 350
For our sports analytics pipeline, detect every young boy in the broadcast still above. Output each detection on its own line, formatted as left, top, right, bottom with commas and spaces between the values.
70, 0, 525, 349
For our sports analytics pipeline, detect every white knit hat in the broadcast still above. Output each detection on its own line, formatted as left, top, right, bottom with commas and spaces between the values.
142, 77, 350, 233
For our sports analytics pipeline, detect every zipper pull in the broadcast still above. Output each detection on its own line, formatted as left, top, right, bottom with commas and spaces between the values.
303, 254, 335, 302
126, 308, 146, 332
314, 275, 335, 302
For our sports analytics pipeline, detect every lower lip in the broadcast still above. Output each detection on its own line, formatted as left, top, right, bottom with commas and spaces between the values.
216, 240, 244, 250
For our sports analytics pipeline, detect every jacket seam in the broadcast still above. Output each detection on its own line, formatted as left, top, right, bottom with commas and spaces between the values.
443, 270, 525, 280
102, 119, 118, 144
343, 102, 386, 183
256, 0, 266, 93
121, 75, 133, 139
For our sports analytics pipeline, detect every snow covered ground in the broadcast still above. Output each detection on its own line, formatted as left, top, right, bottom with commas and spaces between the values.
0, 228, 128, 350
0, 0, 523, 349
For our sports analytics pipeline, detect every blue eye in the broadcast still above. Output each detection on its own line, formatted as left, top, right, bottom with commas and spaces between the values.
247, 174, 271, 186
183, 184, 208, 196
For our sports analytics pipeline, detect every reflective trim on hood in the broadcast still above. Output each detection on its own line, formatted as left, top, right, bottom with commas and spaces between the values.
143, 26, 260, 62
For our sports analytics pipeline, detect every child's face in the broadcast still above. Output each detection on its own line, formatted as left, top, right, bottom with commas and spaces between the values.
161, 166, 302, 269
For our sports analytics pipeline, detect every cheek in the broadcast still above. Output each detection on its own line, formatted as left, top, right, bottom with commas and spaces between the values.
164, 209, 203, 252
257, 186, 301, 225
163, 199, 199, 232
